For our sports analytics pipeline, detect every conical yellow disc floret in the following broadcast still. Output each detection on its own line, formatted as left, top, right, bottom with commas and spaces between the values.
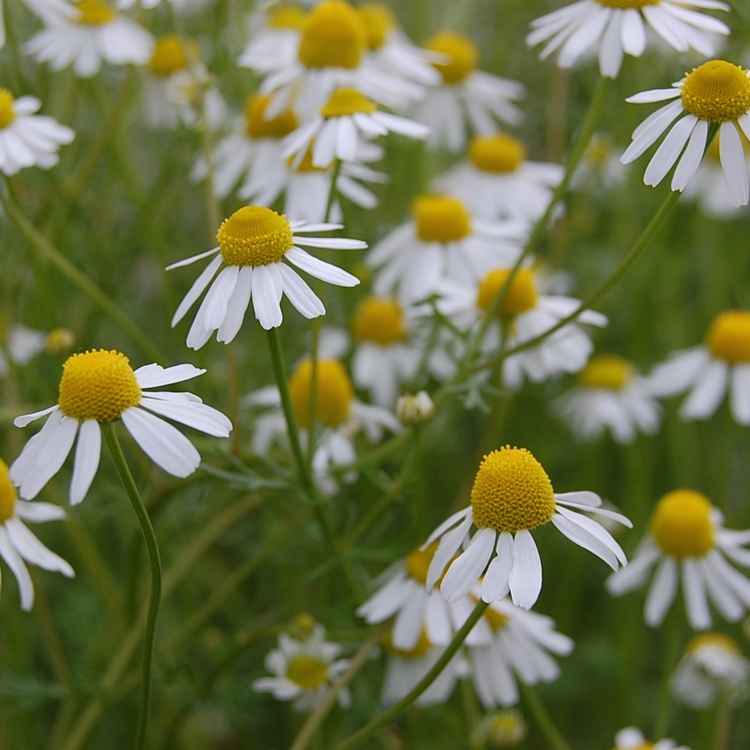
0, 458, 17, 525
58, 350, 141, 422
289, 358, 353, 429
681, 61, 750, 123
476, 269, 538, 320
149, 36, 195, 77
595, 0, 657, 8
74, 0, 115, 25
650, 490, 715, 558
0, 89, 17, 129
286, 654, 329, 689
320, 87, 377, 118
579, 355, 635, 390
357, 3, 395, 50
471, 447, 556, 533
217, 206, 294, 267
352, 296, 406, 345
425, 31, 478, 84
470, 134, 526, 174
244, 94, 299, 139
298, 0, 366, 70
705, 309, 750, 363
413, 195, 471, 242
267, 5, 309, 29
385, 627, 433, 658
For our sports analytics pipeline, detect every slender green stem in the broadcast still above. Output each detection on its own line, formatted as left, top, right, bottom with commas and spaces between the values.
711, 695, 733, 750
103, 424, 162, 750
334, 599, 489, 750
520, 683, 573, 750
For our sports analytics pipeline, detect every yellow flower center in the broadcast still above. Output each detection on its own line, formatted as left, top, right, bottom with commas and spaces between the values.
425, 32, 478, 84
614, 744, 655, 750
470, 134, 526, 174
352, 296, 407, 345
405, 542, 438, 585
681, 61, 750, 123
320, 87, 377, 118
483, 709, 527, 746
471, 447, 556, 533
650, 490, 715, 558
0, 89, 17, 129
686, 632, 740, 655
595, 0, 658, 8
476, 269, 538, 320
286, 654, 329, 689
244, 94, 299, 139
413, 195, 471, 243
217, 207, 293, 267
705, 309, 750, 363
385, 627, 433, 658
298, 0, 366, 70
46, 328, 75, 354
148, 36, 196, 77
267, 5, 309, 29
74, 0, 115, 25
289, 358, 353, 429
357, 3, 395, 50
58, 350, 141, 422
0, 459, 17, 525
578, 355, 635, 390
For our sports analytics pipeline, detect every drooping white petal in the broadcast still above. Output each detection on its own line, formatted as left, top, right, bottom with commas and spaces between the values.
480, 531, 513, 602
0, 527, 34, 610
69, 419, 101, 505
645, 557, 678, 626
5, 517, 74, 577
508, 530, 542, 610
440, 528, 496, 603
139, 395, 231, 438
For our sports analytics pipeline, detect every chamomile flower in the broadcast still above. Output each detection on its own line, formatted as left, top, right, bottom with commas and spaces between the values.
367, 194, 527, 305
0, 323, 70, 377
425, 446, 631, 610
412, 31, 525, 152
647, 309, 750, 424
26, 0, 154, 78
10, 350, 232, 505
168, 206, 364, 348
434, 134, 563, 222
613, 727, 690, 750
621, 60, 750, 207
0, 90, 74, 175
527, 0, 729, 79
0, 457, 74, 611
283, 87, 429, 170
552, 354, 662, 443
606, 489, 750, 630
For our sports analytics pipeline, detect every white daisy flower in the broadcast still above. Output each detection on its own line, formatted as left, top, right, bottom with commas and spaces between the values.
647, 309, 750, 424
671, 632, 750, 707
367, 194, 527, 305
168, 206, 364, 349
252, 622, 350, 712
552, 354, 662, 443
0, 323, 73, 378
237, 4, 308, 76
10, 350, 232, 505
0, 457, 74, 611
572, 133, 628, 192
425, 446, 631, 610
613, 727, 690, 750
526, 0, 729, 79
395, 391, 435, 425
26, 0, 154, 79
434, 133, 563, 222
412, 31, 525, 152
0, 89, 74, 176
606, 489, 750, 630
620, 60, 750, 207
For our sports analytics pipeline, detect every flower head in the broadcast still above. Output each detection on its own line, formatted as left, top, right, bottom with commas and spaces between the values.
613, 727, 691, 750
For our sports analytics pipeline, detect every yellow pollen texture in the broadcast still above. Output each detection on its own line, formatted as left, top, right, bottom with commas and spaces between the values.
149, 36, 195, 77
595, 0, 658, 8
297, 0, 366, 70
426, 31, 478, 84
579, 354, 635, 390
357, 3, 395, 50
0, 458, 17, 524
686, 632, 740, 655
705, 309, 750, 363
476, 268, 538, 319
74, 0, 115, 25
650, 489, 715, 558
681, 61, 750, 123
470, 134, 527, 173
320, 87, 377, 118
352, 297, 406, 345
0, 89, 16, 129
413, 195, 471, 242
245, 94, 299, 139
385, 627, 433, 658
267, 6, 309, 29
286, 654, 328, 689
58, 349, 141, 422
217, 206, 293, 267
470, 447, 556, 533
289, 358, 353, 429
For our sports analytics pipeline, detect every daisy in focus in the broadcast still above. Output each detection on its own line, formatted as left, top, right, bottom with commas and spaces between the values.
552, 354, 662, 443
613, 727, 691, 750
527, 0, 729, 79
0, 457, 74, 611
168, 206, 364, 348
424, 446, 630, 610
606, 489, 750, 630
0, 89, 74, 176
10, 350, 232, 504
647, 309, 750, 424
621, 60, 750, 207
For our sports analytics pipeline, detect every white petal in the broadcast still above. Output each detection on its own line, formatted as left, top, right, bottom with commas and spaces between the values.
285, 246, 360, 286
645, 557, 678, 627
644, 114, 697, 187
480, 531, 513, 602
135, 363, 205, 389
440, 528, 496, 603
139, 395, 232, 438
69, 419, 101, 505
5, 517, 74, 577
508, 530, 542, 609
682, 558, 711, 630
0, 527, 34, 610
719, 121, 750, 207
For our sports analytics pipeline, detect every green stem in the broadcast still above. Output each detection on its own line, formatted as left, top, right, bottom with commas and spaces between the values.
711, 695, 733, 750
520, 683, 573, 750
103, 424, 162, 750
